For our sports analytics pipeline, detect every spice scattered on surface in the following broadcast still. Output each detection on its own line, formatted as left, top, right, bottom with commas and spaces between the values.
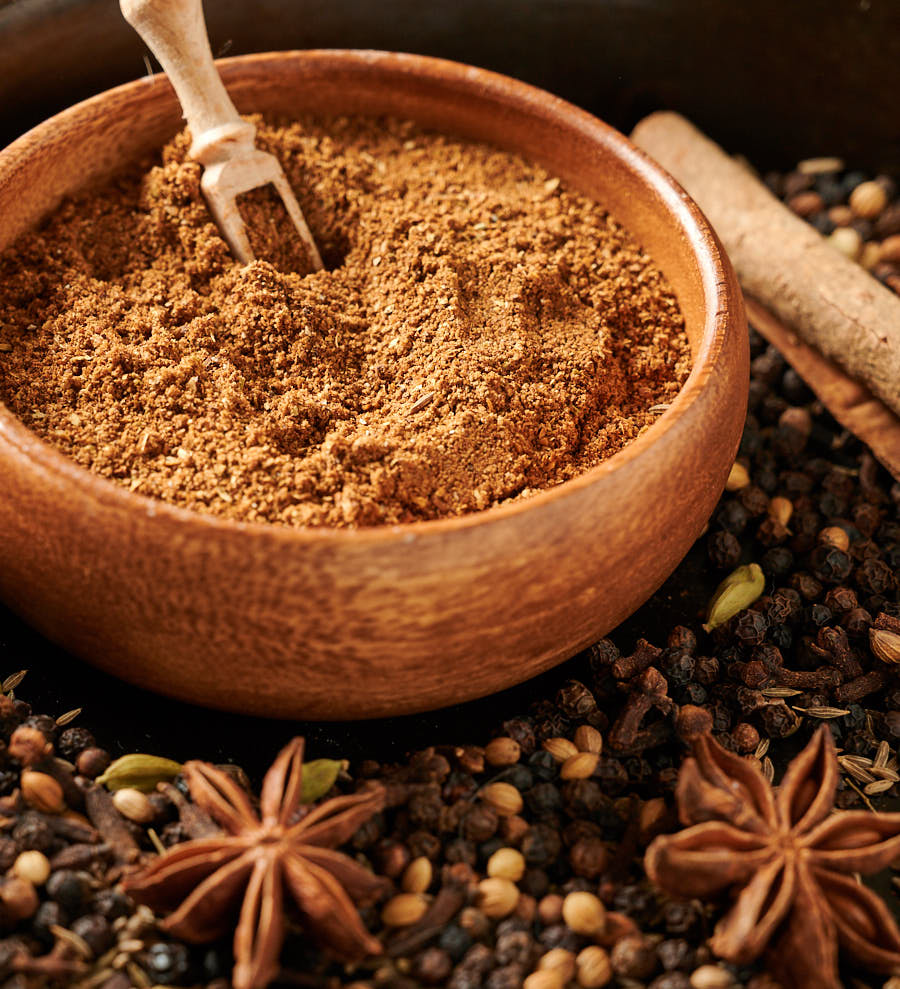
0, 116, 689, 527
0, 154, 898, 989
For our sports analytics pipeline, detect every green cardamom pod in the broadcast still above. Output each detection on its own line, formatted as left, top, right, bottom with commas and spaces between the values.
97, 754, 183, 792
702, 562, 765, 632
300, 758, 346, 803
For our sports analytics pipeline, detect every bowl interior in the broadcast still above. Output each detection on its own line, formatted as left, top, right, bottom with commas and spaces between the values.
0, 50, 711, 373
0, 51, 746, 718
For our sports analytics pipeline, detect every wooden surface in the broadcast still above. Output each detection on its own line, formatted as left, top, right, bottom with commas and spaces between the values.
631, 112, 900, 419
0, 51, 747, 719
746, 298, 900, 481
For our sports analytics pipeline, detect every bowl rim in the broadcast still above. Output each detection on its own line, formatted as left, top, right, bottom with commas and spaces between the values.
0, 48, 733, 546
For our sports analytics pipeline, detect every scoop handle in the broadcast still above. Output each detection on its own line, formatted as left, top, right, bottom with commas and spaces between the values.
120, 0, 242, 138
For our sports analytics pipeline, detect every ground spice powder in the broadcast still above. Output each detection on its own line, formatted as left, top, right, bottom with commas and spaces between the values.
0, 116, 690, 527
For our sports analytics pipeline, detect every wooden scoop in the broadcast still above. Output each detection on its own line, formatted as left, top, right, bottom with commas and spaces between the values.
120, 0, 323, 271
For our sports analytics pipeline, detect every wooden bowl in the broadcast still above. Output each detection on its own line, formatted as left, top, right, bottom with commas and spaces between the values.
0, 50, 748, 719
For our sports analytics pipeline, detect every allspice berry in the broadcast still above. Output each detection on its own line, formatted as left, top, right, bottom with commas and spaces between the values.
523, 971, 564, 989
112, 788, 155, 824
485, 737, 521, 766
676, 705, 713, 740
8, 725, 52, 767
560, 753, 599, 780
576, 946, 613, 988
849, 179, 888, 219
20, 771, 65, 814
12, 850, 51, 886
538, 948, 577, 983
487, 847, 526, 882
562, 891, 607, 936
477, 877, 520, 918
543, 737, 578, 762
76, 747, 111, 778
481, 782, 523, 817
573, 725, 603, 754
401, 856, 432, 894
381, 893, 428, 927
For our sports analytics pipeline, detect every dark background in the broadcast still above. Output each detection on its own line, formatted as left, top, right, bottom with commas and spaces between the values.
0, 0, 897, 777
1, 0, 899, 171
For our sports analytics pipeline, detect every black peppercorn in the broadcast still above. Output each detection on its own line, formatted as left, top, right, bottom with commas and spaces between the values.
804, 603, 834, 629
733, 611, 768, 646
693, 656, 720, 687
761, 546, 794, 577
521, 823, 562, 868
708, 530, 741, 569
842, 607, 873, 636
31, 900, 67, 945
501, 719, 536, 757
557, 681, 597, 718
666, 626, 697, 653
438, 925, 473, 963
142, 942, 192, 986
413, 947, 454, 986
824, 586, 858, 613
716, 501, 750, 534
12, 813, 53, 854
57, 727, 96, 760
45, 870, 93, 913
92, 888, 133, 921
72, 913, 114, 956
856, 558, 895, 595
759, 701, 801, 738
661, 650, 695, 685
808, 546, 853, 584
526, 750, 558, 782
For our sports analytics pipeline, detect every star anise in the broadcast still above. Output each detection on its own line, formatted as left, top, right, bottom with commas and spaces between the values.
645, 726, 900, 989
124, 738, 385, 989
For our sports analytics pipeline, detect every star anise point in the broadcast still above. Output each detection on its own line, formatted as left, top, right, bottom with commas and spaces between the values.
646, 726, 900, 989
124, 738, 384, 989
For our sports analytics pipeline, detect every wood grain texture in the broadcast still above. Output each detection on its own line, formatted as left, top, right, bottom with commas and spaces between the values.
746, 298, 900, 481
631, 112, 900, 419
0, 51, 748, 719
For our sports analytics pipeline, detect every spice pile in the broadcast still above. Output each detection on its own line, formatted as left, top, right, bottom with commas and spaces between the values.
0, 115, 689, 527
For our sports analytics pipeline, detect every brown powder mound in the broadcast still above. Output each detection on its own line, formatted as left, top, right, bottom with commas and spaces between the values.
0, 116, 690, 528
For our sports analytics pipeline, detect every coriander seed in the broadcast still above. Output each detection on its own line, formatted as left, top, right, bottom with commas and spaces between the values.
562, 891, 607, 936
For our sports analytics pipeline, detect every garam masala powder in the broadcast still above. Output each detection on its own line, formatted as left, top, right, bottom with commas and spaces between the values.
0, 116, 690, 527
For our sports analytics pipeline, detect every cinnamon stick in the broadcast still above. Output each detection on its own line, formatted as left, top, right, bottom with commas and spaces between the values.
745, 298, 900, 479
631, 112, 900, 419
